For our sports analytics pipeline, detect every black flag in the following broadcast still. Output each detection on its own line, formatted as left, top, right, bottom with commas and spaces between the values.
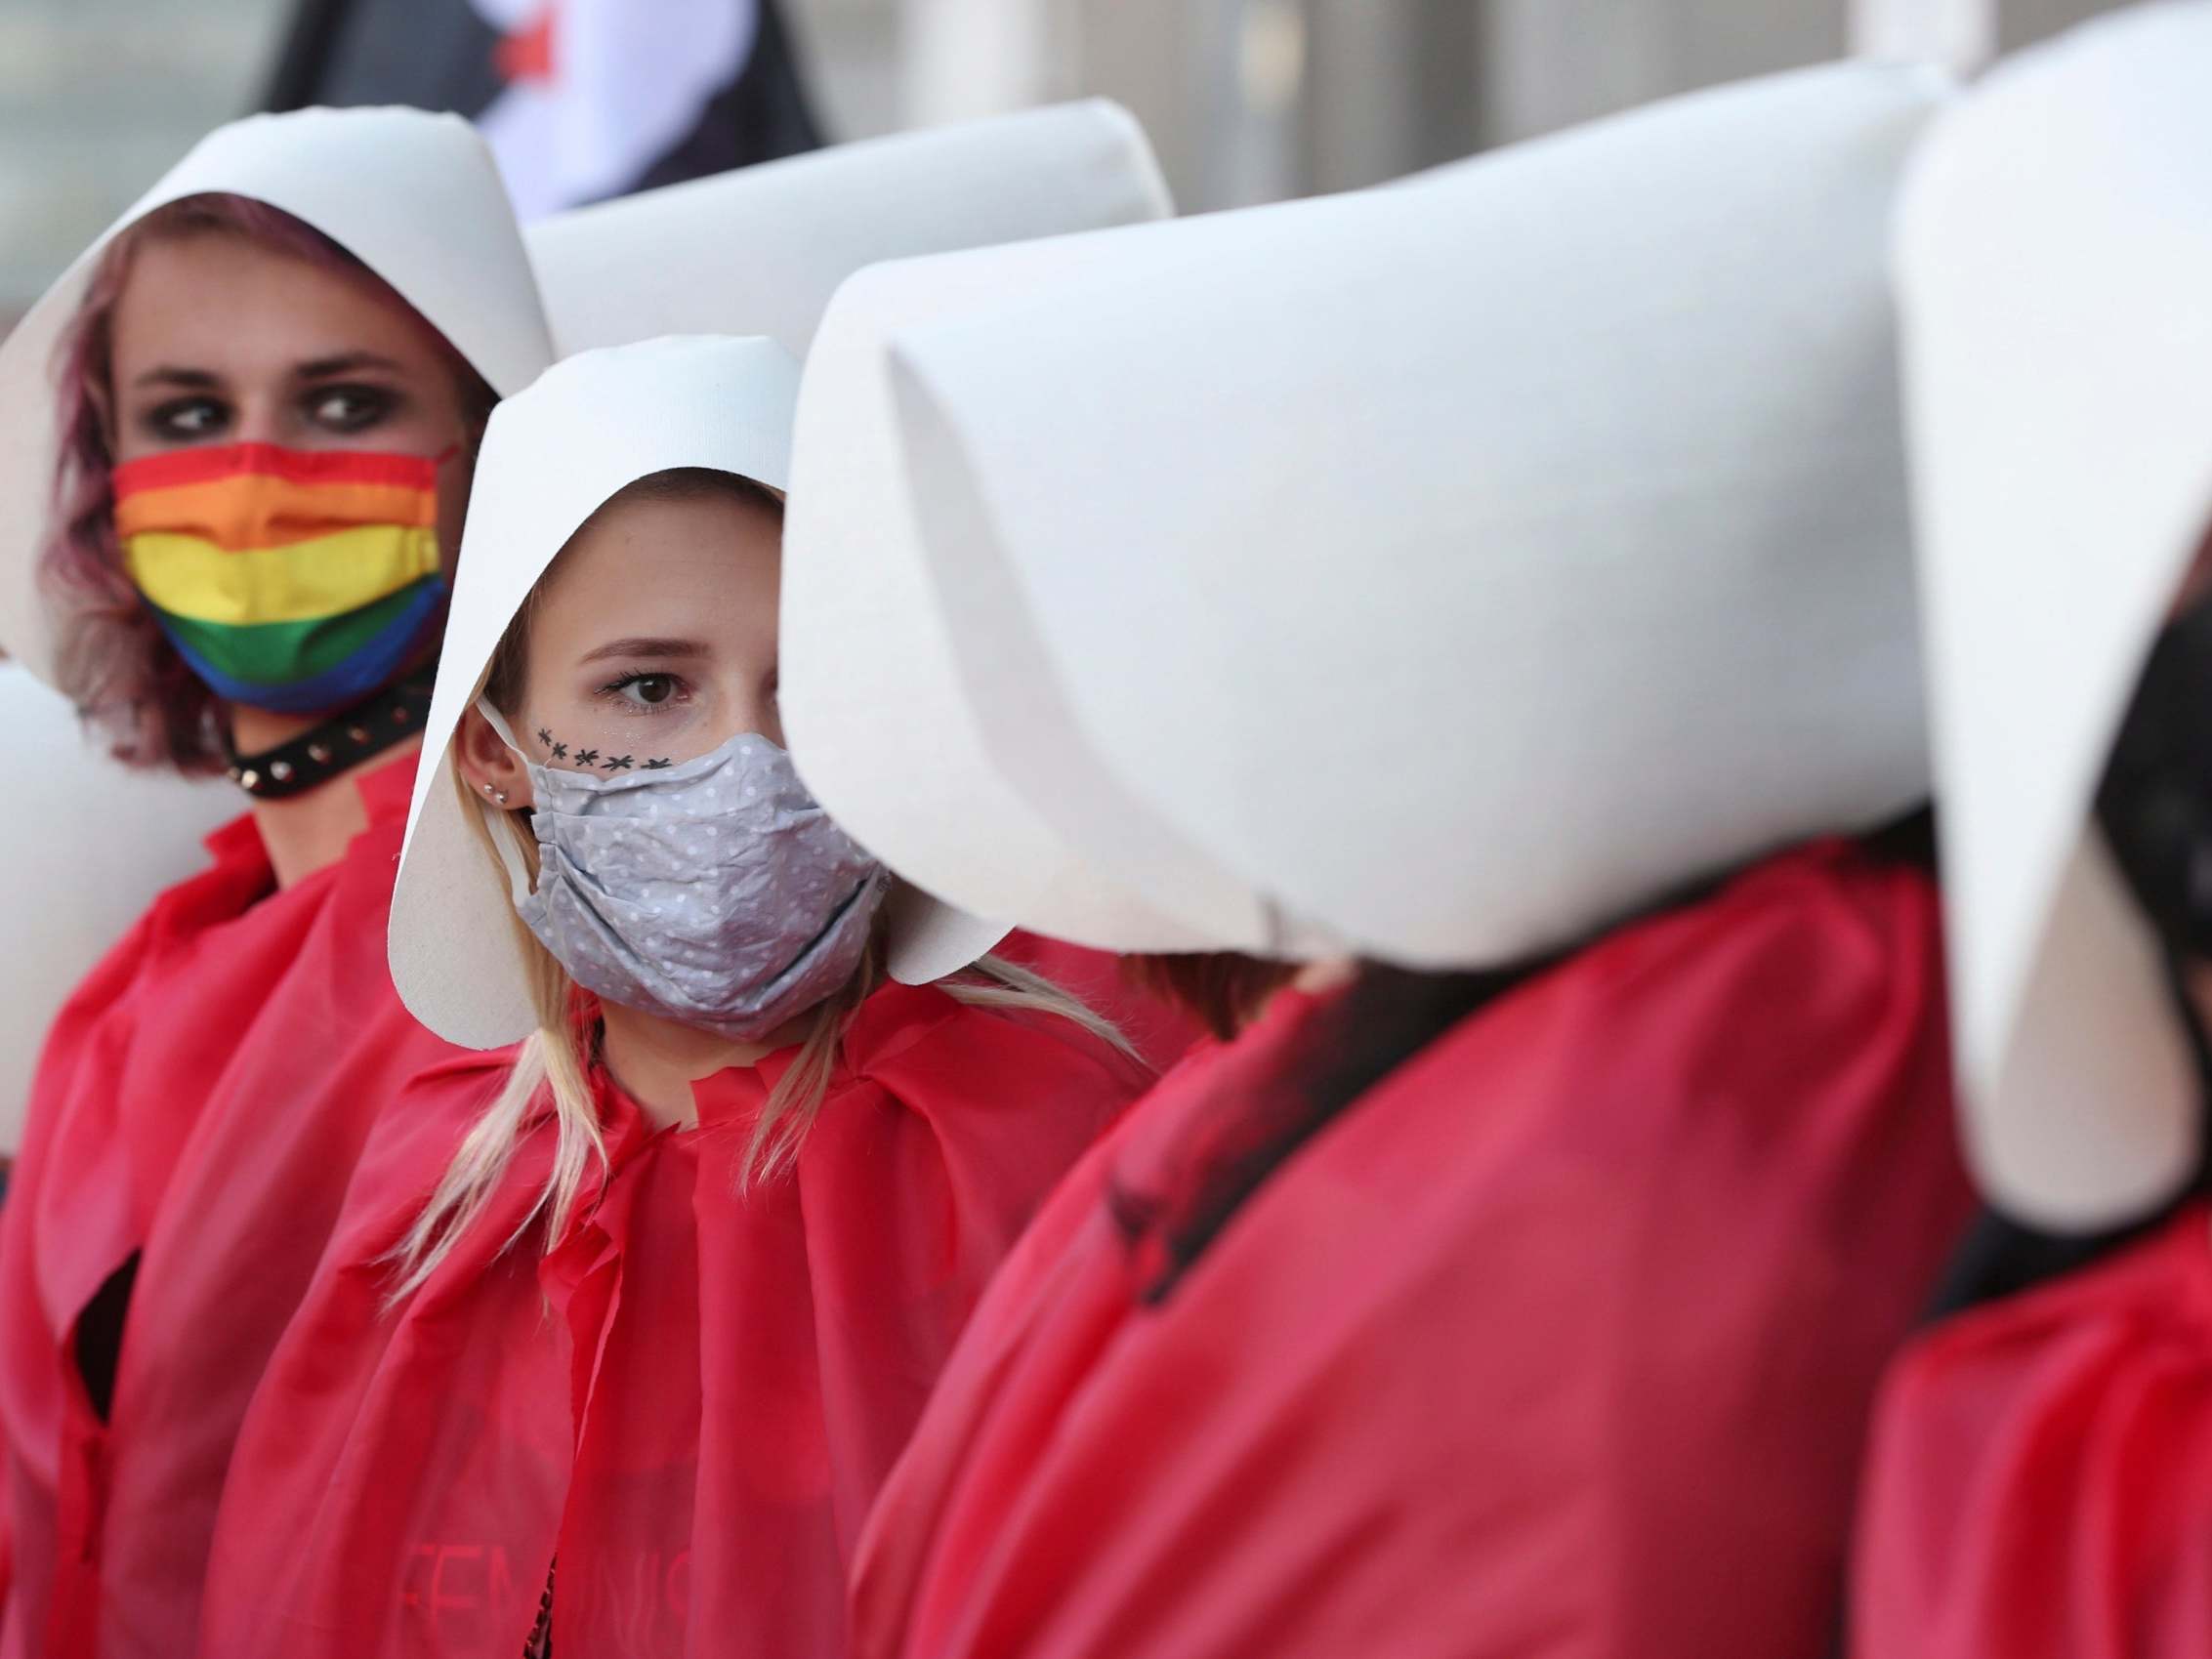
264, 0, 822, 217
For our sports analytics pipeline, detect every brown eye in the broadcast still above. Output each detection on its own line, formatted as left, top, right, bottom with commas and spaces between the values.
605, 672, 684, 711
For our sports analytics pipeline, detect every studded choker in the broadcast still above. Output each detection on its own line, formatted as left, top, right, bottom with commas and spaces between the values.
224, 666, 438, 801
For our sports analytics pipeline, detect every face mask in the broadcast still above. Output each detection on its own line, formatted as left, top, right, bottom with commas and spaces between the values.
2096, 588, 2212, 961
478, 703, 890, 1042
114, 441, 448, 714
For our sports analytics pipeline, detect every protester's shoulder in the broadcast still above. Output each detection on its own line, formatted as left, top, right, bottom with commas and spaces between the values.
988, 933, 1208, 1072
1861, 1206, 2212, 1651
848, 978, 1154, 1093
69, 829, 255, 990
37, 910, 165, 1054
1568, 833, 1941, 1022
26, 865, 246, 1100
391, 1046, 532, 1140
1734, 829, 1940, 933
1898, 1206, 2212, 1396
340, 1046, 531, 1224
284, 1047, 533, 1298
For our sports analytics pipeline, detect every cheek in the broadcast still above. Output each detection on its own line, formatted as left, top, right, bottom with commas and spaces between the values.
513, 687, 656, 771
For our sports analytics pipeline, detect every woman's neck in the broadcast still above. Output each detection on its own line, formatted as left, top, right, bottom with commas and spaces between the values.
599, 1000, 812, 1132
233, 697, 421, 889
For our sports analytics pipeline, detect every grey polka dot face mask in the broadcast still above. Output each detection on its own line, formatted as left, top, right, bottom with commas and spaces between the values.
478, 702, 889, 1042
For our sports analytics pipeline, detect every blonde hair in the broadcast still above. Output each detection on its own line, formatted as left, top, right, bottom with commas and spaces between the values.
390, 471, 1135, 1299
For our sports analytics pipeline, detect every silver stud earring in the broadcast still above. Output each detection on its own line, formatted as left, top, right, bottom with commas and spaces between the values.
482, 781, 510, 806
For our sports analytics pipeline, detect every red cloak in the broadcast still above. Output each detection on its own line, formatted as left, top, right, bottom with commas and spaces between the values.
195, 981, 1149, 1657
851, 840, 1973, 1659
0, 756, 458, 1659
987, 932, 1205, 1074
1853, 1203, 2212, 1659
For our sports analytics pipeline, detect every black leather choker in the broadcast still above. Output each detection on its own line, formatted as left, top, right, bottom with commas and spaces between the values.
223, 667, 438, 801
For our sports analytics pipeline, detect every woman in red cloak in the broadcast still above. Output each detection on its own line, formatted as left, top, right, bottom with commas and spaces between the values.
192, 337, 1159, 1659
1848, 11, 2212, 1654
778, 60, 1974, 1659
0, 99, 1182, 1659
0, 108, 550, 1659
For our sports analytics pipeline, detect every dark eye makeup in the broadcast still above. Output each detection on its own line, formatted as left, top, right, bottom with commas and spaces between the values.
303, 383, 402, 435
130, 379, 408, 449
139, 396, 230, 444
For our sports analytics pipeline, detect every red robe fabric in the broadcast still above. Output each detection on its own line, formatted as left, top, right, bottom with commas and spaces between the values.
989, 932, 1204, 1074
0, 756, 456, 1659
850, 840, 1974, 1659
194, 981, 1148, 1658
1852, 1203, 2212, 1659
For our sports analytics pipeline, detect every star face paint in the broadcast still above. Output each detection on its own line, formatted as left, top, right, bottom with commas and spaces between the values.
114, 441, 447, 714
528, 725, 673, 772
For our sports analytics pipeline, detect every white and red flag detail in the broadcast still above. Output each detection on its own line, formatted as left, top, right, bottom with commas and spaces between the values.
264, 0, 820, 216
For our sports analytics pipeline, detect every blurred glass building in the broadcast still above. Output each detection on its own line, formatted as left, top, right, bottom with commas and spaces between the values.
0, 0, 2149, 321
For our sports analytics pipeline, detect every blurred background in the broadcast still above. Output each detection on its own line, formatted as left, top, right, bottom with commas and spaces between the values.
0, 0, 2142, 321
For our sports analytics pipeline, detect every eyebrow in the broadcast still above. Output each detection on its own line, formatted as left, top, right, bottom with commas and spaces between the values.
130, 365, 223, 391
127, 351, 408, 393
578, 637, 712, 665
294, 352, 407, 381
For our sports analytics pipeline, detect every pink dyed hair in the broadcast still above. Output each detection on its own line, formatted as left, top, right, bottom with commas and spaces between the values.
40, 192, 499, 772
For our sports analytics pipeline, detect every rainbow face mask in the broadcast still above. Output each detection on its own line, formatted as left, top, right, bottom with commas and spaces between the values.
114, 442, 448, 714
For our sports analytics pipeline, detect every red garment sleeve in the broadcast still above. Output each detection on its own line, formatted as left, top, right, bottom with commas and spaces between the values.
1852, 1206, 2212, 1659
854, 842, 1973, 1659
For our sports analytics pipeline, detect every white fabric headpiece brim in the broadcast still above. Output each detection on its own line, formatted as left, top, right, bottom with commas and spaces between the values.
523, 101, 1173, 358
1899, 0, 2212, 1228
391, 337, 814, 1048
789, 62, 1945, 964
0, 109, 549, 1076
0, 664, 237, 1150
0, 106, 553, 684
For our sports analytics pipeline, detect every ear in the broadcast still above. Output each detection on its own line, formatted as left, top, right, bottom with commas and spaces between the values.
456, 704, 536, 812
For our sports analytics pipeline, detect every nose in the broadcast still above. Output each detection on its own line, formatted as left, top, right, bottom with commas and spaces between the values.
229, 393, 285, 448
